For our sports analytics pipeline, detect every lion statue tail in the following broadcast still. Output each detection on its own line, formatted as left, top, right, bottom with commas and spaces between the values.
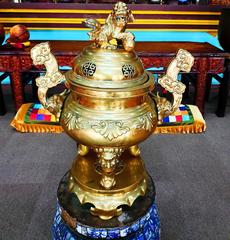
82, 18, 101, 40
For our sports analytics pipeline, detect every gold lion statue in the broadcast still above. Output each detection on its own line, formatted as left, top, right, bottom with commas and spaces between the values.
83, 2, 135, 52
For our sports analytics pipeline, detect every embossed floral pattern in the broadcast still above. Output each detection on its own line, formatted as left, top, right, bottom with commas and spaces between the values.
92, 121, 130, 141
136, 112, 154, 132
62, 111, 155, 141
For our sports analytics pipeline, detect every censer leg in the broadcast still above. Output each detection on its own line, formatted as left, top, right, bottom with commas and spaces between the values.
129, 145, 140, 157
77, 143, 90, 156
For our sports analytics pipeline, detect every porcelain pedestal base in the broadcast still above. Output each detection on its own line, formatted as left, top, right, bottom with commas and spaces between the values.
52, 172, 160, 240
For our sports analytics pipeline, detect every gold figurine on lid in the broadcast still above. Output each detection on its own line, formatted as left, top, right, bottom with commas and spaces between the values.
31, 2, 194, 220
83, 1, 135, 51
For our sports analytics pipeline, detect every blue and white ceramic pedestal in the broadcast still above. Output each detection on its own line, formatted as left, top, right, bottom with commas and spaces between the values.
52, 172, 160, 240
52, 202, 160, 240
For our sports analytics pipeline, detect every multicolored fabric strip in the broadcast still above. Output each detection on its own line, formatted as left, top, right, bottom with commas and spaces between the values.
24, 103, 194, 126
24, 103, 59, 125
161, 104, 194, 126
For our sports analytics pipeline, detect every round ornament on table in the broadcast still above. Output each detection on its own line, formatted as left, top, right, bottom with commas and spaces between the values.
6, 24, 30, 43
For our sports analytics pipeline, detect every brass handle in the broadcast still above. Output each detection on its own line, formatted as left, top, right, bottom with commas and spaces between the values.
31, 42, 67, 120
154, 49, 194, 123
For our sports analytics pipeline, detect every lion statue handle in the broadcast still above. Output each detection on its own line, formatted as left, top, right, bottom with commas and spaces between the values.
30, 42, 68, 120
152, 49, 194, 123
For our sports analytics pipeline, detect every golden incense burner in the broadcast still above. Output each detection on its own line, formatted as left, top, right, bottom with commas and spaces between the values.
31, 2, 194, 220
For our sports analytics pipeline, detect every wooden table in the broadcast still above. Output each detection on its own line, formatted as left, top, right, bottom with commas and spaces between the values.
0, 41, 228, 116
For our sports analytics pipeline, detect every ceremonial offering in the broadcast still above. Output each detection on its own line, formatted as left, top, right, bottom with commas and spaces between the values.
6, 24, 30, 48
30, 2, 194, 239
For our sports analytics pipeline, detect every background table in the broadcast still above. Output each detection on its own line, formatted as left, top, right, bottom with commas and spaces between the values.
0, 41, 228, 115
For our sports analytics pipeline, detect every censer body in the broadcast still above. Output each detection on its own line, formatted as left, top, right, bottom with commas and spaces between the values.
62, 46, 157, 147
61, 46, 158, 219
30, 1, 194, 220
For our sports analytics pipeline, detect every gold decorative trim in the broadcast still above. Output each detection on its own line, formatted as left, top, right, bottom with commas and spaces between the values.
133, 10, 220, 15
0, 17, 219, 26
0, 9, 220, 15
0, 17, 96, 24
4, 27, 218, 33
154, 122, 206, 134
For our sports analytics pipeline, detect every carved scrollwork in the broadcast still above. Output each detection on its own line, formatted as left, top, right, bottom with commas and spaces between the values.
81, 62, 96, 77
158, 75, 186, 95
122, 64, 135, 78
153, 49, 194, 122
31, 42, 65, 89
63, 111, 130, 141
136, 112, 154, 131
176, 49, 194, 73
63, 112, 91, 131
62, 110, 156, 141
35, 72, 64, 89
92, 121, 130, 141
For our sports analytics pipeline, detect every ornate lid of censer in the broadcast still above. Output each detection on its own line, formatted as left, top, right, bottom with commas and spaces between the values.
66, 46, 150, 89
65, 2, 153, 95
